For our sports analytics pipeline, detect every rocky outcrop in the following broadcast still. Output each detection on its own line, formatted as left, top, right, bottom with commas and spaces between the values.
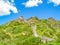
17, 16, 24, 23
26, 16, 38, 25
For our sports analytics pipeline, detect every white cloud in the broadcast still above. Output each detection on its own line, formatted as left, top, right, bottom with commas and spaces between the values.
22, 0, 43, 7
48, 0, 60, 6
0, 0, 18, 16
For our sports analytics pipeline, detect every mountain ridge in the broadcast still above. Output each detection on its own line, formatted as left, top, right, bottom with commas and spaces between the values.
0, 16, 60, 45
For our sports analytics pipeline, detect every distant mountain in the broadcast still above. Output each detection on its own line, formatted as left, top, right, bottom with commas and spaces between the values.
0, 16, 60, 45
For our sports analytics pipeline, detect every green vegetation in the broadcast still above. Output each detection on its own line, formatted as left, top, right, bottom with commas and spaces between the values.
0, 17, 60, 45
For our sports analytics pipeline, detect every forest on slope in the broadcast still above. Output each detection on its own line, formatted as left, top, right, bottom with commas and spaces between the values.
0, 16, 60, 45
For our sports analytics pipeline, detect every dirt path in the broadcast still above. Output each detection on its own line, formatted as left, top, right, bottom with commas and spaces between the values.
31, 25, 54, 43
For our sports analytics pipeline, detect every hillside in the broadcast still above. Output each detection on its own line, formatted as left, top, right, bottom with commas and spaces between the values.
0, 16, 60, 45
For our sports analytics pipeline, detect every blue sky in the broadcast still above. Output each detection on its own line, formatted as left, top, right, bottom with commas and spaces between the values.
0, 0, 60, 25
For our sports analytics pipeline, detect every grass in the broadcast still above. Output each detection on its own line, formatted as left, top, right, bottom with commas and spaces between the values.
0, 17, 60, 45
